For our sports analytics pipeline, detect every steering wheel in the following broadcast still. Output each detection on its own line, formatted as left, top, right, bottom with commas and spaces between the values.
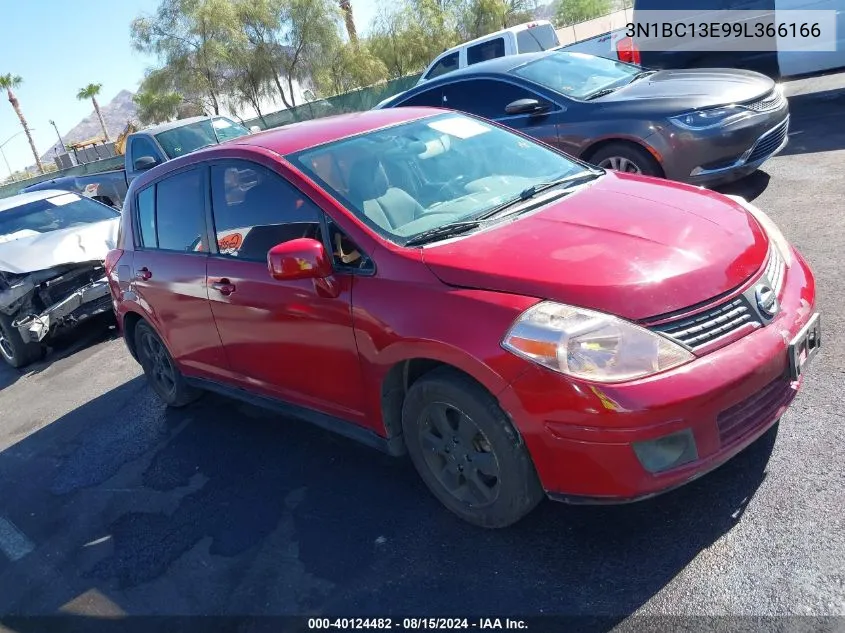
436, 174, 469, 198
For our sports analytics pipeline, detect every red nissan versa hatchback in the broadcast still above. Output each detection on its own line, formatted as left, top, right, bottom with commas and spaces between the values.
106, 108, 821, 528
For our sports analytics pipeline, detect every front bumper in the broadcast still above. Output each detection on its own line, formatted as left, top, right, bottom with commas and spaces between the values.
15, 278, 112, 343
499, 247, 817, 501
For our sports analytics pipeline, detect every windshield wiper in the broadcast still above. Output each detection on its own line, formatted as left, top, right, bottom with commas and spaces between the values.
628, 70, 657, 83
472, 170, 602, 221
404, 220, 482, 247
585, 87, 619, 100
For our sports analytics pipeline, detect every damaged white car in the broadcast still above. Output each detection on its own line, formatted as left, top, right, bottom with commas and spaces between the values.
0, 190, 119, 368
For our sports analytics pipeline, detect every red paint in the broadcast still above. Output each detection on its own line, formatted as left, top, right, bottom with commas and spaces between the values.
108, 109, 817, 501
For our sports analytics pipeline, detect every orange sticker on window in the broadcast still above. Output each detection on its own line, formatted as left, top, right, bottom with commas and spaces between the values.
218, 233, 243, 252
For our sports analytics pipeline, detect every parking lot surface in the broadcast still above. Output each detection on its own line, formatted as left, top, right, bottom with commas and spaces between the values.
0, 72, 843, 625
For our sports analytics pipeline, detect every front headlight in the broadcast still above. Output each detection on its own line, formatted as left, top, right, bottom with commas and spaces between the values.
502, 302, 694, 383
669, 106, 752, 130
725, 195, 792, 267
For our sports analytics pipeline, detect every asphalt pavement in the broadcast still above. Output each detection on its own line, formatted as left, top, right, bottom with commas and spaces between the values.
0, 71, 843, 629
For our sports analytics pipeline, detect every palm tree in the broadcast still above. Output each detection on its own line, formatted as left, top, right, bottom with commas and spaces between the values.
76, 83, 111, 142
339, 0, 358, 44
0, 73, 44, 174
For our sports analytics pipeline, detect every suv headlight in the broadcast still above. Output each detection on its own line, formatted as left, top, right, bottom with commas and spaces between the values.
725, 195, 792, 267
669, 106, 752, 130
502, 302, 694, 383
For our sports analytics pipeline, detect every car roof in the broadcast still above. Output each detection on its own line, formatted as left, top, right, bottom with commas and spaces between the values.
227, 107, 443, 155
0, 189, 76, 213
454, 20, 554, 49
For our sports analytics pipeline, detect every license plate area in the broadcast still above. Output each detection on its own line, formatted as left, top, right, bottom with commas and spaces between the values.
788, 313, 821, 380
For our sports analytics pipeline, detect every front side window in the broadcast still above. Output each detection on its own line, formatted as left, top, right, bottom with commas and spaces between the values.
513, 51, 640, 100
291, 113, 594, 245
210, 162, 322, 262
130, 136, 161, 166
442, 79, 541, 119
399, 88, 443, 108
467, 37, 505, 65
0, 193, 118, 241
154, 169, 206, 251
425, 52, 460, 79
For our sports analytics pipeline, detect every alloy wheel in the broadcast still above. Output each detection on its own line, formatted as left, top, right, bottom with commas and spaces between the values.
598, 156, 643, 174
418, 401, 500, 507
140, 330, 177, 396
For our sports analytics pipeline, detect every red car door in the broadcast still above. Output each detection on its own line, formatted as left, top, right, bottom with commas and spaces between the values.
204, 159, 368, 425
131, 167, 230, 380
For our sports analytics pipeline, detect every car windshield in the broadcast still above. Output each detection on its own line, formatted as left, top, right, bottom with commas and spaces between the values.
154, 117, 251, 159
290, 113, 593, 245
0, 193, 118, 241
513, 51, 640, 100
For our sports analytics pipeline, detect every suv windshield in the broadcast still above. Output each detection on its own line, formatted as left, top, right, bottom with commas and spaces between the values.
291, 113, 596, 244
0, 193, 118, 241
154, 117, 251, 159
513, 51, 640, 100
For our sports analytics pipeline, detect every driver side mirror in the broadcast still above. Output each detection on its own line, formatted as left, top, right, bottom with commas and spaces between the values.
505, 98, 551, 116
133, 155, 159, 171
267, 238, 332, 281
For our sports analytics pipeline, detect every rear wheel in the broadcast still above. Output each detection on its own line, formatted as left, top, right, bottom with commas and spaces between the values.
0, 314, 45, 369
590, 142, 663, 178
401, 368, 543, 528
134, 320, 201, 407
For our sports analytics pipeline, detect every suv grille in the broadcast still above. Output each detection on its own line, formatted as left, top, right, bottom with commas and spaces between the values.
717, 378, 796, 446
744, 89, 786, 112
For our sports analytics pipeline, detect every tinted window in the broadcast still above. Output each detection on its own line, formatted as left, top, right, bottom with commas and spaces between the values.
399, 88, 443, 108
155, 169, 206, 251
210, 162, 322, 261
130, 136, 160, 167
137, 186, 157, 248
467, 37, 505, 65
0, 193, 118, 240
425, 52, 459, 79
442, 79, 540, 119
516, 25, 559, 53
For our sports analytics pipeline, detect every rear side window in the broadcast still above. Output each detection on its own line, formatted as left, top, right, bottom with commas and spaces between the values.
516, 25, 560, 53
137, 186, 157, 248
442, 79, 541, 119
154, 169, 206, 251
210, 162, 322, 262
467, 37, 505, 65
425, 52, 459, 79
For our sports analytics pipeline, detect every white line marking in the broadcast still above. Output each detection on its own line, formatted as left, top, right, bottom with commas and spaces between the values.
0, 517, 34, 561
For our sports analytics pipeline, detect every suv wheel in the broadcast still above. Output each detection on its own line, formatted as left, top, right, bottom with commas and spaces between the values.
401, 368, 543, 528
135, 320, 201, 407
0, 314, 45, 369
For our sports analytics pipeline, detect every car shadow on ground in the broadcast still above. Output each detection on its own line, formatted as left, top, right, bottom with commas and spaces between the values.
0, 376, 779, 628
0, 315, 117, 394
781, 87, 845, 157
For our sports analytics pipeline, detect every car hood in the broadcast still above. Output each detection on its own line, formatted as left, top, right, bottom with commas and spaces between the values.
421, 172, 769, 321
598, 68, 775, 109
0, 218, 119, 275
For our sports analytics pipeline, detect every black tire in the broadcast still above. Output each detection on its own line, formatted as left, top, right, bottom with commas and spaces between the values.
401, 368, 543, 528
134, 320, 201, 407
0, 313, 45, 369
589, 142, 663, 178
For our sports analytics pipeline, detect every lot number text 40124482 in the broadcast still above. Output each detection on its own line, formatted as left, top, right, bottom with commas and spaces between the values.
307, 617, 529, 630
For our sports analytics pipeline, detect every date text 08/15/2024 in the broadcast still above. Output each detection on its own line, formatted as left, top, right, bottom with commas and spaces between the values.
307, 618, 528, 630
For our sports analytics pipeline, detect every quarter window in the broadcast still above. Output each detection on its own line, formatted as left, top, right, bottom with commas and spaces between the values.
210, 162, 322, 262
136, 186, 157, 248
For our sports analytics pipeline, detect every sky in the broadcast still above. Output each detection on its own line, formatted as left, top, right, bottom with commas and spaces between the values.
0, 0, 384, 176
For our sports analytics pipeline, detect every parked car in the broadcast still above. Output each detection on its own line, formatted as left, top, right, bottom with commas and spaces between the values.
0, 190, 120, 367
378, 50, 790, 186
107, 109, 820, 528
418, 21, 560, 85
21, 116, 256, 209
563, 0, 845, 79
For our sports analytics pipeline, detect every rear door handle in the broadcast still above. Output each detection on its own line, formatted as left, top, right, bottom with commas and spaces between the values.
136, 267, 152, 281
210, 278, 236, 296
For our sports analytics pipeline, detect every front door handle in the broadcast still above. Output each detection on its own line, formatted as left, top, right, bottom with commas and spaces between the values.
136, 267, 152, 281
210, 278, 236, 296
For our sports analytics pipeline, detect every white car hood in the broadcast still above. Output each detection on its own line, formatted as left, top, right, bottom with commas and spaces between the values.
0, 218, 119, 275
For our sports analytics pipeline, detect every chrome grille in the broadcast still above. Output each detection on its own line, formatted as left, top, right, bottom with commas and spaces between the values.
747, 118, 789, 164
717, 378, 796, 446
744, 90, 786, 112
651, 296, 759, 350
763, 247, 785, 297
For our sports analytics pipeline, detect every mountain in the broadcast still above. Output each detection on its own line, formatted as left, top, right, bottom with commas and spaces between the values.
40, 90, 139, 162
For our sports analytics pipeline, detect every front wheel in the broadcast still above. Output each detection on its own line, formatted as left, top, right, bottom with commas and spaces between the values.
0, 313, 45, 369
134, 320, 201, 407
401, 368, 544, 528
590, 142, 663, 178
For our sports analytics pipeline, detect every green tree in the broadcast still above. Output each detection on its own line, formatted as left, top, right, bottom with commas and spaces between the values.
0, 73, 44, 174
133, 90, 183, 124
456, 0, 536, 40
313, 41, 389, 99
554, 0, 611, 27
76, 83, 111, 141
339, 0, 358, 44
